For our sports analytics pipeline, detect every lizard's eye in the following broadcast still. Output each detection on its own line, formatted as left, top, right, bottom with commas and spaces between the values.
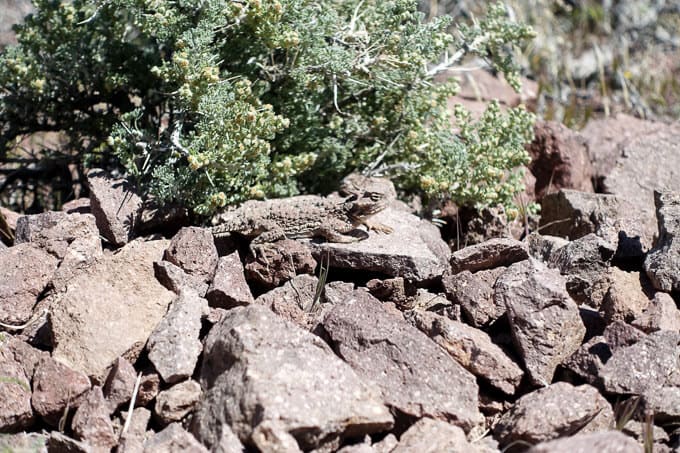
345, 194, 359, 202
364, 192, 382, 202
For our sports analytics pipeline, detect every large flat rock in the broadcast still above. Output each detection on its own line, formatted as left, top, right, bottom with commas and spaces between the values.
50, 239, 175, 381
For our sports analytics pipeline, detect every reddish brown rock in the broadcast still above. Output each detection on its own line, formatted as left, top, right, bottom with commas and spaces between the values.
600, 268, 653, 323
442, 267, 506, 327
154, 260, 209, 297
631, 292, 680, 333
164, 227, 219, 283
154, 380, 202, 425
494, 382, 614, 447
320, 295, 482, 430
206, 251, 254, 309
494, 259, 585, 386
527, 120, 594, 199
0, 243, 58, 325
526, 430, 642, 453
15, 211, 99, 259
392, 418, 481, 453
244, 239, 316, 290
103, 357, 137, 412
136, 373, 160, 408
0, 342, 34, 431
193, 305, 393, 451
71, 386, 117, 451
644, 190, 680, 293
32, 356, 91, 426
62, 197, 91, 214
144, 423, 208, 453
450, 238, 528, 274
87, 169, 143, 247
255, 274, 317, 328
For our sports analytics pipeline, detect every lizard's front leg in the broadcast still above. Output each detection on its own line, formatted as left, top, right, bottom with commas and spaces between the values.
314, 225, 363, 243
250, 224, 287, 265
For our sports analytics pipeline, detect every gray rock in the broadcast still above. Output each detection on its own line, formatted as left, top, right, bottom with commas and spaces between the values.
406, 310, 523, 395
71, 386, 117, 451
601, 124, 680, 246
526, 121, 594, 199
548, 233, 615, 306
192, 305, 393, 451
206, 251, 254, 309
48, 432, 93, 453
251, 421, 304, 453
493, 382, 614, 447
117, 406, 151, 445
255, 273, 320, 328
164, 227, 219, 283
365, 277, 416, 306
15, 211, 99, 259
450, 238, 528, 274
539, 189, 649, 258
50, 233, 103, 293
320, 295, 482, 431
87, 169, 143, 247
50, 239, 175, 382
642, 385, 680, 424
631, 292, 680, 333
310, 207, 450, 282
144, 423, 208, 453
0, 244, 58, 325
154, 380, 202, 424
153, 260, 209, 297
32, 356, 91, 427
62, 197, 91, 214
442, 267, 506, 327
494, 259, 585, 386
244, 239, 316, 290
0, 433, 47, 452
644, 190, 680, 292
600, 268, 653, 323
0, 341, 34, 431
599, 330, 679, 395
147, 290, 207, 384
103, 357, 137, 412
525, 233, 568, 263
621, 419, 669, 444
392, 418, 481, 453
526, 430, 642, 453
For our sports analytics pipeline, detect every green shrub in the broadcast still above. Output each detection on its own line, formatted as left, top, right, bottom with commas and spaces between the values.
0, 0, 535, 216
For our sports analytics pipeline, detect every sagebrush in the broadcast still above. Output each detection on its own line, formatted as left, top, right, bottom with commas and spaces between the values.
0, 0, 535, 215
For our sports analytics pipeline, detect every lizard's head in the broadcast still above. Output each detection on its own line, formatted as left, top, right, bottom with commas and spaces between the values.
345, 191, 388, 221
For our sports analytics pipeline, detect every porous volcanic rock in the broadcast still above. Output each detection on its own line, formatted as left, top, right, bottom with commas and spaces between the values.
0, 341, 34, 431
50, 239, 174, 381
310, 207, 450, 281
192, 305, 393, 451
14, 211, 99, 259
31, 356, 91, 427
320, 295, 482, 430
644, 190, 680, 292
164, 226, 219, 284
600, 268, 653, 323
0, 243, 58, 325
449, 238, 528, 274
244, 239, 316, 290
391, 418, 481, 453
442, 267, 507, 327
154, 380, 202, 425
526, 430, 643, 453
70, 386, 117, 451
206, 251, 254, 309
153, 260, 209, 297
103, 357, 137, 412
493, 382, 614, 447
144, 423, 208, 453
87, 169, 143, 247
494, 259, 585, 386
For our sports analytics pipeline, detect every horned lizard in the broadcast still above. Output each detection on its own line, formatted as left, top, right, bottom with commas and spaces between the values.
210, 191, 393, 254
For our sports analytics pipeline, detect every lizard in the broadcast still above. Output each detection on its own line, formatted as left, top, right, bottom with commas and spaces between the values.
210, 191, 393, 258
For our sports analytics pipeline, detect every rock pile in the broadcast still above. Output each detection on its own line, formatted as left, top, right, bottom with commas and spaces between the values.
1, 115, 679, 452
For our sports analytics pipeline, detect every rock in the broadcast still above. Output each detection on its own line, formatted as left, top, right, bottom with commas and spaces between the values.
621, 420, 669, 444
539, 189, 649, 257
244, 239, 316, 290
50, 233, 103, 293
206, 251, 254, 309
526, 233, 568, 263
631, 292, 680, 333
406, 310, 523, 395
136, 201, 189, 236
450, 238, 529, 274
581, 114, 665, 180
365, 277, 416, 307
409, 288, 451, 312
147, 290, 207, 384
548, 233, 615, 306
526, 430, 643, 453
87, 169, 143, 247
0, 341, 34, 431
251, 421, 304, 453
254, 274, 318, 328
0, 244, 58, 325
601, 124, 680, 244
50, 239, 174, 382
0, 432, 47, 452
62, 197, 91, 214
15, 211, 99, 259
392, 418, 481, 453
493, 382, 614, 447
310, 207, 450, 282
494, 259, 585, 386
642, 385, 680, 424
320, 295, 482, 431
154, 380, 201, 425
526, 121, 594, 199
136, 373, 160, 408
117, 406, 151, 443
103, 357, 137, 412
153, 261, 208, 297
600, 268, 653, 323
48, 432, 92, 453
644, 190, 680, 292
144, 423, 208, 453
599, 330, 679, 395
442, 267, 506, 327
32, 356, 91, 426
3, 336, 47, 381
164, 227, 219, 283
192, 305, 393, 451
71, 386, 117, 451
